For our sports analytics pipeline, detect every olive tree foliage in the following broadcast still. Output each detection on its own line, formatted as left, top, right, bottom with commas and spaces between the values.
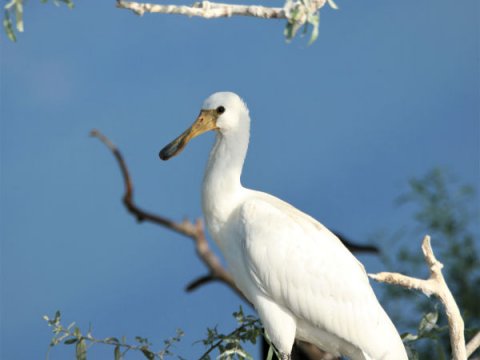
45, 307, 267, 360
377, 168, 480, 359
3, 0, 73, 41
3, 0, 339, 44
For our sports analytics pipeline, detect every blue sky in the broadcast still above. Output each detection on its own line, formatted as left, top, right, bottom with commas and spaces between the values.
1, 0, 478, 359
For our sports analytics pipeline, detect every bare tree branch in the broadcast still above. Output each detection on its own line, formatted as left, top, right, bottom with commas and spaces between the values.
90, 129, 244, 299
116, 0, 327, 22
334, 232, 378, 254
467, 331, 480, 358
185, 274, 217, 292
370, 235, 467, 360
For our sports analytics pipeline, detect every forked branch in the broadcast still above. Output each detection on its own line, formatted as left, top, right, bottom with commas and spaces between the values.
90, 129, 243, 299
370, 235, 469, 360
467, 331, 480, 358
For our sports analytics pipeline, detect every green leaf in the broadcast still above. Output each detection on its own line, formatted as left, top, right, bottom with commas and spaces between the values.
135, 336, 151, 346
54, 311, 61, 324
307, 12, 319, 45
64, 338, 78, 345
61, 0, 75, 9
141, 348, 155, 360
114, 345, 122, 360
14, 0, 23, 32
75, 339, 87, 360
326, 0, 339, 10
418, 311, 438, 334
266, 345, 274, 360
74, 327, 82, 338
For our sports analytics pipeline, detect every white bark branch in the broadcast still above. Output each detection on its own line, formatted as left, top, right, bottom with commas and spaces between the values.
467, 331, 480, 358
116, 0, 327, 23
369, 235, 467, 360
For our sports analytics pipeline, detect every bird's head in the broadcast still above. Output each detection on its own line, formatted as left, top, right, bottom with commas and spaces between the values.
159, 92, 249, 160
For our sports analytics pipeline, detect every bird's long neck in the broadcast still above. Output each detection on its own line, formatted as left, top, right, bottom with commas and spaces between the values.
202, 122, 250, 237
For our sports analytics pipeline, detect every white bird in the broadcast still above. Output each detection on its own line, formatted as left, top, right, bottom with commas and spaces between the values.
159, 92, 408, 360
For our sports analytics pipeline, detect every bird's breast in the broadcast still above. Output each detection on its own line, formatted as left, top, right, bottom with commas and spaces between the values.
201, 182, 246, 241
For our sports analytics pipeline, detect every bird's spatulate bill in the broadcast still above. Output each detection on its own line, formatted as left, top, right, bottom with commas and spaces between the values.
159, 128, 192, 160
159, 110, 218, 161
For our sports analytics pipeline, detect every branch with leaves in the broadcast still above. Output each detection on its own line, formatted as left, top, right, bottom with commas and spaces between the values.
44, 311, 185, 360
370, 235, 480, 360
3, 0, 74, 41
45, 307, 272, 360
116, 0, 338, 43
199, 307, 265, 360
3, 0, 338, 43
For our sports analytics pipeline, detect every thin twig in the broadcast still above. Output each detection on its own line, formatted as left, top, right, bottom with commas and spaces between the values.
90, 129, 243, 299
185, 274, 216, 292
370, 235, 467, 360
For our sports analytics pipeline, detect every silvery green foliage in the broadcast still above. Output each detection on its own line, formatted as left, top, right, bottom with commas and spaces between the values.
3, 0, 73, 42
198, 307, 269, 360
44, 311, 185, 360
401, 309, 449, 359
284, 0, 338, 44
379, 168, 480, 358
44, 308, 270, 360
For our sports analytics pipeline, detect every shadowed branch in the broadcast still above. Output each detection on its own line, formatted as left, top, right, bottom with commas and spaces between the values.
467, 331, 480, 358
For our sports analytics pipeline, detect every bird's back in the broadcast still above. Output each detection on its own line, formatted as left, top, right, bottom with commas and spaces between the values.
230, 190, 407, 360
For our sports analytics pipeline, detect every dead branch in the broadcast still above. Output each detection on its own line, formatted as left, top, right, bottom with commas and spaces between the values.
116, 0, 328, 22
370, 235, 467, 360
90, 129, 244, 299
467, 331, 480, 358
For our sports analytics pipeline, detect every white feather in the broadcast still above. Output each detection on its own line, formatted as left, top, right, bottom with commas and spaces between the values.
187, 92, 408, 360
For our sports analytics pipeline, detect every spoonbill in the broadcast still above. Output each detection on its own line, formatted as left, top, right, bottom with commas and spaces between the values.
159, 92, 408, 360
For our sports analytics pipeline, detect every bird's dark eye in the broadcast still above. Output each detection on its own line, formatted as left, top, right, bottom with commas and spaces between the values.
216, 106, 225, 114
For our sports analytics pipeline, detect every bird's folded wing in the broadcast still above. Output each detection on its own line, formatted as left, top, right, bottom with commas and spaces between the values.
239, 193, 399, 356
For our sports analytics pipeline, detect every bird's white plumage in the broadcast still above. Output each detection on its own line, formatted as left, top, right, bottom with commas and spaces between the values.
165, 92, 408, 360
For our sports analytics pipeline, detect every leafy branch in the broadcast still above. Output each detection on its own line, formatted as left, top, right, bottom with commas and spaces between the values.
377, 168, 480, 358
3, 0, 73, 42
44, 308, 272, 360
371, 235, 468, 360
4, 0, 339, 43
44, 311, 185, 360
401, 308, 449, 359
117, 0, 339, 44
198, 307, 266, 360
